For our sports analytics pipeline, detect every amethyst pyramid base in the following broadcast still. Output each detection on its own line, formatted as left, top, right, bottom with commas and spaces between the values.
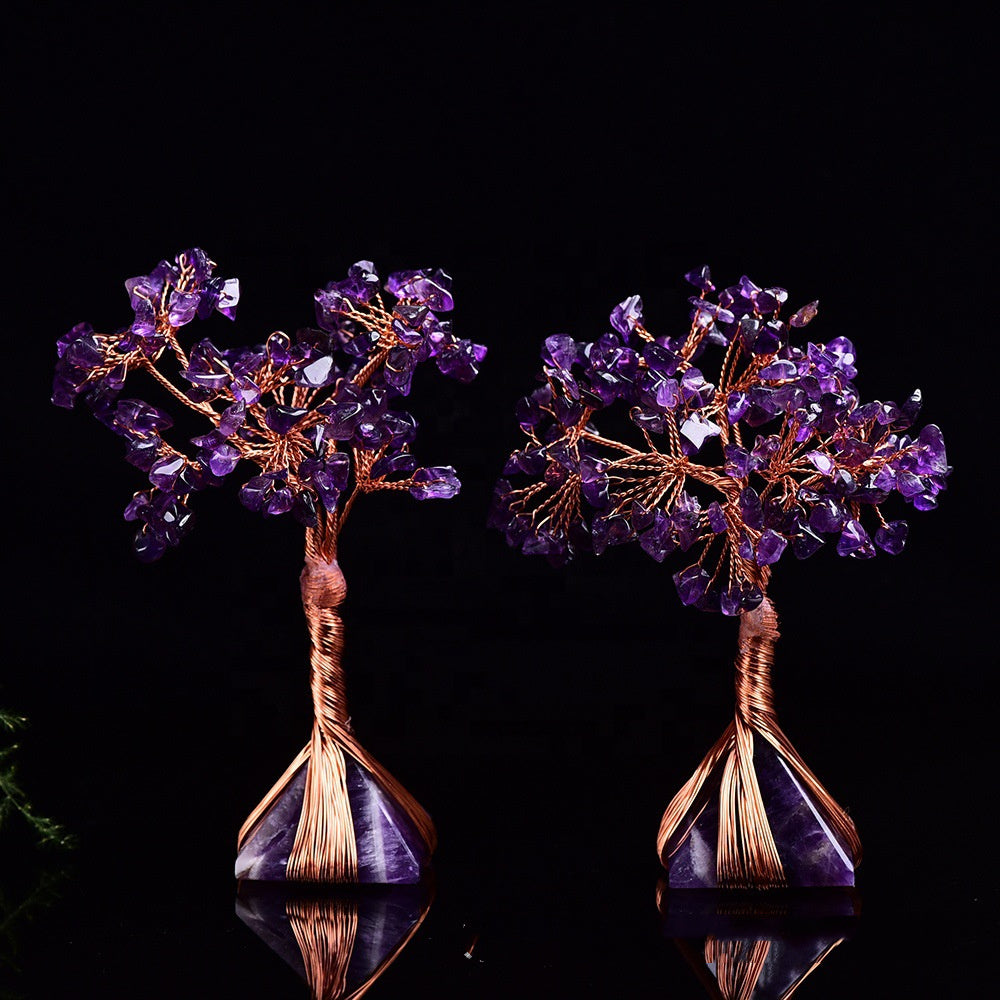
667, 739, 855, 889
235, 756, 431, 884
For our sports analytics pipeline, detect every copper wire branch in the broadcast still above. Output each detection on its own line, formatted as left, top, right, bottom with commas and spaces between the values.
508, 377, 906, 594
84, 286, 453, 565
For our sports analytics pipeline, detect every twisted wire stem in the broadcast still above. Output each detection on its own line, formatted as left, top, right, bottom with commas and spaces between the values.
287, 552, 358, 882
237, 528, 437, 880
718, 599, 786, 888
657, 596, 861, 888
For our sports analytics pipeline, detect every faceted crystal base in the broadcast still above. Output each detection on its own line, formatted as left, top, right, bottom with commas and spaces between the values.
236, 881, 432, 995
667, 739, 855, 888
235, 756, 431, 883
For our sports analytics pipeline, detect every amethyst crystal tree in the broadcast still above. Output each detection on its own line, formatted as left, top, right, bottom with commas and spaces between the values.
491, 267, 949, 889
54, 249, 486, 883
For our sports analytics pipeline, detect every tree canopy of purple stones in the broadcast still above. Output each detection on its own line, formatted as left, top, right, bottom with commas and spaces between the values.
53, 249, 486, 561
490, 268, 949, 614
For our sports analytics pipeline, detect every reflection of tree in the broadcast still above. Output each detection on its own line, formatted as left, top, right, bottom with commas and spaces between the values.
675, 933, 847, 1000
236, 883, 432, 1000
661, 885, 858, 1000
705, 936, 771, 1000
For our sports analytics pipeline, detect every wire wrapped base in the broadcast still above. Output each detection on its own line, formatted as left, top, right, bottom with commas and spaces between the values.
657, 599, 861, 889
236, 553, 435, 884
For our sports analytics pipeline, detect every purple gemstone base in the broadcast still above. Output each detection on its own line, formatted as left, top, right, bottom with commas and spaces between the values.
667, 738, 855, 888
235, 756, 431, 883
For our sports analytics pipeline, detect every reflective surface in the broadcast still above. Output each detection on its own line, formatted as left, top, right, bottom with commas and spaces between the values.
236, 881, 433, 999
659, 885, 859, 999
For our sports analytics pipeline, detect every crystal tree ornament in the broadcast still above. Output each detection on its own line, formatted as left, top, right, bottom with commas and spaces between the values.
491, 268, 949, 889
54, 250, 486, 883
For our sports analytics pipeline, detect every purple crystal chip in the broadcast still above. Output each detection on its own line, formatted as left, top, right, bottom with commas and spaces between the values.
235, 757, 431, 884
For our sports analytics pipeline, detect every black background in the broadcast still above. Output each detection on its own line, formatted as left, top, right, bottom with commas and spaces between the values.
4, 4, 994, 997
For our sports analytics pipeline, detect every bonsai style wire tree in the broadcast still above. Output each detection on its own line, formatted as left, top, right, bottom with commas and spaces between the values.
491, 267, 949, 889
53, 250, 486, 883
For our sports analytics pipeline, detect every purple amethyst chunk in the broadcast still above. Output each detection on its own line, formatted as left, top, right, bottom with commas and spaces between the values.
808, 497, 846, 534
386, 268, 454, 311
706, 502, 728, 533
674, 565, 710, 606
679, 413, 721, 451
739, 487, 764, 530
756, 529, 787, 565
836, 518, 875, 559
874, 519, 908, 554
436, 339, 487, 383
409, 466, 460, 500
149, 455, 185, 489
264, 406, 309, 436
684, 266, 714, 293
609, 294, 643, 337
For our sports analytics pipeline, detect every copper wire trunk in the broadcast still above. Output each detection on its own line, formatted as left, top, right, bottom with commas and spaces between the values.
657, 598, 861, 889
237, 535, 435, 883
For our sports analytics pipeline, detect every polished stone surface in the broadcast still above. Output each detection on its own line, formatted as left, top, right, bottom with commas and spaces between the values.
675, 930, 851, 1000
235, 881, 432, 996
668, 738, 855, 888
235, 756, 430, 883
661, 884, 859, 1000
235, 765, 308, 882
